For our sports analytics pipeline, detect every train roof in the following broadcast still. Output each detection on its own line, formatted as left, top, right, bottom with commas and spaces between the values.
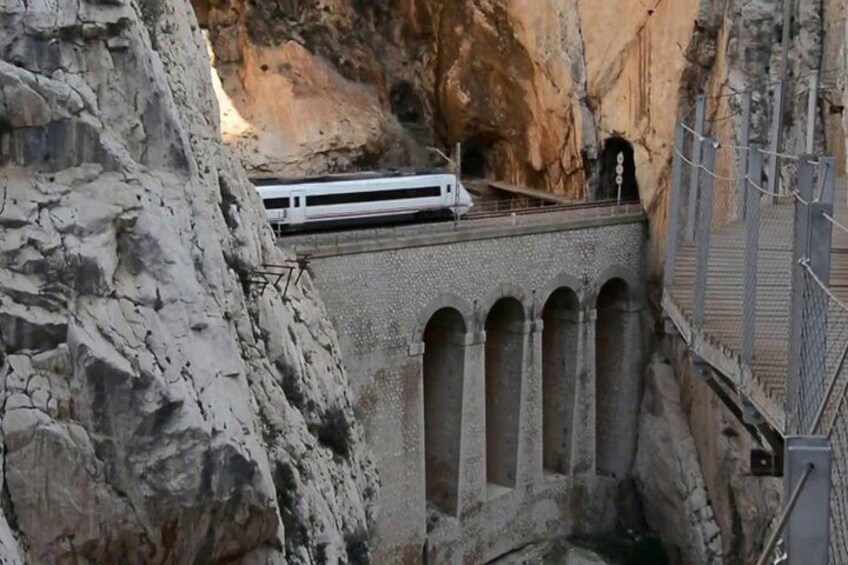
250, 169, 454, 187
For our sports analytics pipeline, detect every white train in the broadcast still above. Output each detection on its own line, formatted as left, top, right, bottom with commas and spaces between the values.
253, 170, 473, 231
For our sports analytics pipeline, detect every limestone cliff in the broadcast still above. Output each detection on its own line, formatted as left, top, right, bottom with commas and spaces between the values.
0, 1, 375, 562
196, 0, 596, 195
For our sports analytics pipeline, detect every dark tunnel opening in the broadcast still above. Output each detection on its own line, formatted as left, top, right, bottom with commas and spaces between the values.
458, 133, 500, 179
596, 136, 639, 202
461, 148, 487, 179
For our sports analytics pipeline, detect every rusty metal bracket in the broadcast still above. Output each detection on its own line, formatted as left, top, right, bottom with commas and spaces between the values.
248, 257, 310, 298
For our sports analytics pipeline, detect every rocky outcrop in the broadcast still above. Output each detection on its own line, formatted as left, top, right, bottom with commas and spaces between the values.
0, 1, 375, 562
491, 540, 611, 565
640, 345, 783, 565
635, 355, 725, 564
195, 0, 597, 195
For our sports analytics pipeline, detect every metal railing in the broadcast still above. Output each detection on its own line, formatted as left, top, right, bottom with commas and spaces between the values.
664, 96, 848, 562
465, 196, 638, 219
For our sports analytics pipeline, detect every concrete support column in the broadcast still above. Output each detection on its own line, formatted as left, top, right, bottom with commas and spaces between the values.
459, 330, 486, 519
458, 330, 486, 565
485, 319, 528, 489
516, 320, 541, 488
406, 341, 428, 559
541, 311, 579, 476
616, 303, 644, 476
570, 308, 597, 475
595, 300, 644, 479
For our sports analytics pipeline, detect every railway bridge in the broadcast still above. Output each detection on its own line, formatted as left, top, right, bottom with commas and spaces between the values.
283, 202, 648, 563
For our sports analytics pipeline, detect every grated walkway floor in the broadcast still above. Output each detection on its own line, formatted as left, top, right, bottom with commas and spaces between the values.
668, 196, 848, 423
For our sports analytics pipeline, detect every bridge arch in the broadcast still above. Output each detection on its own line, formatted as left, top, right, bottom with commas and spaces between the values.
421, 306, 468, 516
595, 275, 641, 478
412, 294, 476, 345
541, 284, 581, 475
537, 273, 589, 315
478, 283, 534, 323
591, 266, 642, 308
484, 296, 526, 489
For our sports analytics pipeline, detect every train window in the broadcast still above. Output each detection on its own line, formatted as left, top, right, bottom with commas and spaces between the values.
294, 197, 301, 207
447, 185, 452, 193
262, 197, 290, 209
306, 186, 441, 206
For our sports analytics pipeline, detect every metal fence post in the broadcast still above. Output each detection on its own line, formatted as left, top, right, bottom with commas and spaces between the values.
737, 92, 752, 220
787, 156, 817, 431
686, 95, 707, 242
784, 436, 832, 565
693, 140, 717, 327
664, 122, 686, 292
768, 80, 786, 199
742, 148, 764, 366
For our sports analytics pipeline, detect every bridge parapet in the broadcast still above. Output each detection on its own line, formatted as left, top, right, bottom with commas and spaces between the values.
284, 202, 643, 258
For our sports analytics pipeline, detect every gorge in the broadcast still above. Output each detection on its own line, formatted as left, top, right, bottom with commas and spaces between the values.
0, 0, 846, 563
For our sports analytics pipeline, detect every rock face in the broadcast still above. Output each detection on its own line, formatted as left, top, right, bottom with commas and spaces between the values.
195, 0, 600, 195
635, 356, 725, 564
0, 1, 375, 563
1, 0, 845, 562
638, 348, 783, 565
195, 0, 841, 266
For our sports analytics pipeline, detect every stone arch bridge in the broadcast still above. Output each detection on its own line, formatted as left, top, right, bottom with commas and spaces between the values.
284, 205, 648, 563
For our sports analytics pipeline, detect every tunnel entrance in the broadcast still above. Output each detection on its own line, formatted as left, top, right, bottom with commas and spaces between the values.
595, 278, 631, 478
461, 148, 487, 178
485, 298, 525, 489
460, 134, 499, 179
542, 287, 580, 475
596, 137, 639, 202
423, 308, 466, 516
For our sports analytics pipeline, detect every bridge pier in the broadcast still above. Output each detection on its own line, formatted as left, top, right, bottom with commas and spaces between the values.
540, 296, 580, 477
516, 319, 542, 489
570, 307, 599, 476
596, 283, 644, 480
457, 330, 487, 563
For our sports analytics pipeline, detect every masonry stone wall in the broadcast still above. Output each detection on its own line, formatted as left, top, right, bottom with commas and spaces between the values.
291, 216, 649, 563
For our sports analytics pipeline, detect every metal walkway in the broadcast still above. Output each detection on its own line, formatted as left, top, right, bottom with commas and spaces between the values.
666, 196, 848, 431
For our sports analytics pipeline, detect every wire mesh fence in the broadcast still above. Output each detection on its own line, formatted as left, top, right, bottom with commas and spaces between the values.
828, 408, 848, 561
664, 106, 848, 562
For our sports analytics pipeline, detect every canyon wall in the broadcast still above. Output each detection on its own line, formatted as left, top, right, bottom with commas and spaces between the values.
194, 0, 848, 563
0, 0, 375, 562
2, 0, 847, 563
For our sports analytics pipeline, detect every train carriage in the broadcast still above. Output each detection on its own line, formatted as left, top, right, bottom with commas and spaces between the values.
253, 171, 473, 232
